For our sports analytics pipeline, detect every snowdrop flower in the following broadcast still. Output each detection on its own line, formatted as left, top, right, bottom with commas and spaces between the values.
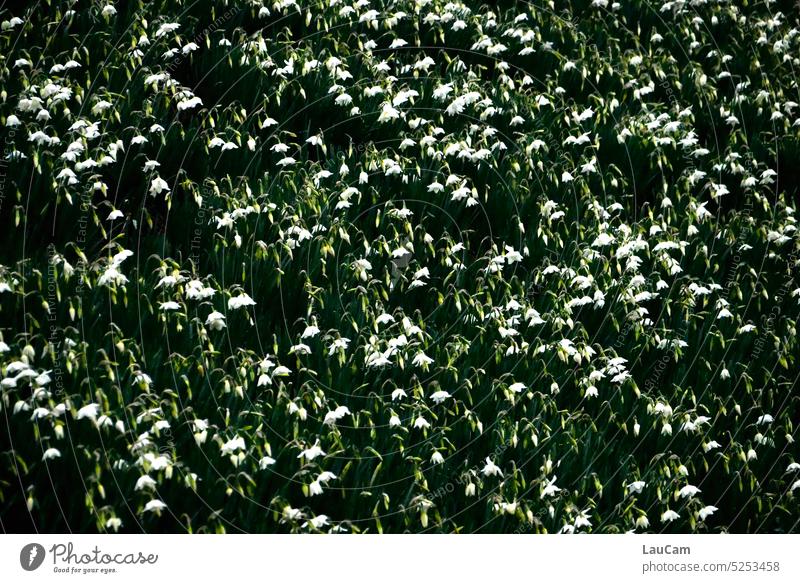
678, 484, 701, 499
376, 313, 395, 325
309, 480, 324, 496
391, 388, 407, 401
660, 510, 680, 523
303, 515, 329, 529
756, 414, 774, 425
228, 293, 256, 310
323, 405, 350, 425
412, 352, 434, 368
42, 448, 61, 461
77, 403, 100, 422
282, 506, 304, 522
697, 506, 718, 521
205, 311, 226, 331
329, 338, 351, 353
413, 416, 430, 430
143, 499, 167, 514
288, 343, 311, 355
297, 440, 325, 462
541, 477, 561, 498
30, 408, 49, 420
574, 510, 592, 529
220, 435, 246, 455
627, 481, 646, 494
430, 390, 451, 404
135, 475, 157, 491
482, 457, 503, 477
149, 177, 170, 196
301, 325, 320, 338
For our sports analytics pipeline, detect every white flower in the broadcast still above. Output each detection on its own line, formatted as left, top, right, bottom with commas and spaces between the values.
541, 477, 561, 498
303, 515, 329, 529
143, 499, 167, 514
42, 448, 61, 461
376, 313, 395, 325
482, 457, 503, 477
508, 382, 525, 393
430, 390, 451, 404
329, 338, 351, 353
97, 265, 128, 286
316, 471, 336, 484
269, 366, 289, 379
228, 293, 256, 310
177, 96, 202, 111
205, 311, 226, 331
149, 176, 170, 196
301, 325, 320, 339
289, 343, 311, 355
697, 505, 718, 521
297, 441, 325, 462
678, 484, 701, 499
413, 416, 430, 429
391, 388, 407, 401
77, 403, 100, 421
155, 22, 180, 37
282, 506, 304, 522
135, 475, 157, 491
660, 510, 680, 523
430, 451, 444, 465
627, 481, 646, 494
220, 436, 246, 455
324, 405, 350, 425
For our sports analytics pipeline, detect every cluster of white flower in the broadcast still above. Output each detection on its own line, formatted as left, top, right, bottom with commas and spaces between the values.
1, 0, 798, 534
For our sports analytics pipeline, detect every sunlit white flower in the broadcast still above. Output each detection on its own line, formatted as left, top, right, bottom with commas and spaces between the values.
143, 499, 167, 514
660, 510, 680, 523
482, 457, 503, 477
678, 484, 701, 499
297, 440, 325, 462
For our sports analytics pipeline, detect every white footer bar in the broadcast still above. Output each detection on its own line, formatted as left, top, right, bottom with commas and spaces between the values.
1, 534, 797, 582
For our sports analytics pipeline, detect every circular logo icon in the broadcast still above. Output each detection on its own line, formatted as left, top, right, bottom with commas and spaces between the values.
20, 543, 46, 571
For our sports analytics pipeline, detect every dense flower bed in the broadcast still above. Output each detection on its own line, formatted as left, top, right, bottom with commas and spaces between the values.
0, 0, 799, 533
